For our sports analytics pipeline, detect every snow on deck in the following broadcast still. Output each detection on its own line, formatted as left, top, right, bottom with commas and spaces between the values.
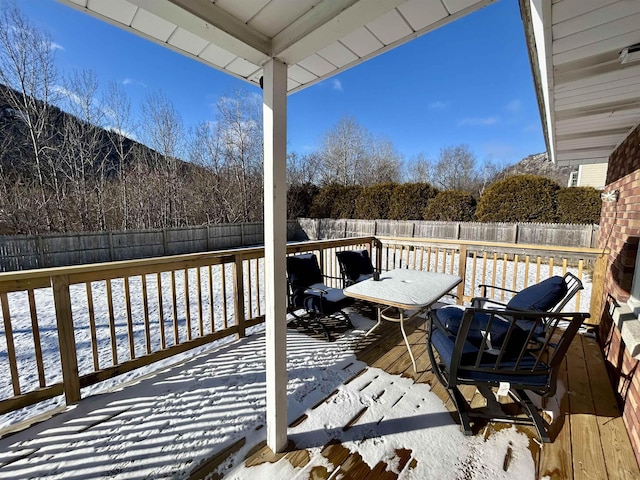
0, 313, 535, 479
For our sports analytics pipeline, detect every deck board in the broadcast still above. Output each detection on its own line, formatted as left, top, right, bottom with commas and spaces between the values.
538, 353, 573, 479
581, 335, 640, 479
567, 333, 610, 480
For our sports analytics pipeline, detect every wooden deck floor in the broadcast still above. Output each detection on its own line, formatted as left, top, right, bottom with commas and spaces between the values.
195, 316, 640, 480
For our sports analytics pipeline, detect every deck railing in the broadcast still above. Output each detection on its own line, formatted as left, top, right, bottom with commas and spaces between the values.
0, 235, 604, 431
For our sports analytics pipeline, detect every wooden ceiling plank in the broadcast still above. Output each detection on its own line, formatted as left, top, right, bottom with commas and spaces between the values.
317, 42, 359, 68
215, 0, 270, 24
85, 0, 138, 25
155, 0, 271, 61
169, 27, 209, 55
554, 13, 640, 56
552, 0, 618, 25
225, 57, 261, 77
557, 127, 633, 142
366, 9, 413, 46
555, 90, 640, 111
556, 63, 640, 93
397, 0, 448, 31
297, 53, 337, 77
552, 1, 640, 41
131, 8, 176, 42
272, 0, 404, 64
554, 30, 640, 66
199, 42, 237, 68
556, 76, 640, 101
341, 27, 384, 58
442, 0, 481, 14
249, 0, 321, 38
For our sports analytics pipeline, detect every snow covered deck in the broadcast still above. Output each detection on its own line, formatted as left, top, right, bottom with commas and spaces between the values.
0, 309, 636, 479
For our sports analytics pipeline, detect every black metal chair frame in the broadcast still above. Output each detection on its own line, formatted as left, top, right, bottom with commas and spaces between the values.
286, 253, 353, 341
427, 307, 589, 442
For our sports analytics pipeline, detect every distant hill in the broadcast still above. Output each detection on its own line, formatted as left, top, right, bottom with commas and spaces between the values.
0, 83, 195, 181
496, 152, 574, 187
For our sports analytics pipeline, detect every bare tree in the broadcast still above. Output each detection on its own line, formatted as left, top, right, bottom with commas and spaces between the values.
287, 151, 321, 187
58, 69, 110, 230
215, 86, 263, 222
404, 152, 434, 183
140, 90, 186, 227
358, 136, 402, 186
318, 115, 368, 186
0, 2, 60, 229
432, 144, 480, 193
189, 120, 236, 223
103, 80, 136, 229
318, 115, 402, 187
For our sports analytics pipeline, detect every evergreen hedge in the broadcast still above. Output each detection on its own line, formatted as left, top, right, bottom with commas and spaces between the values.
556, 186, 602, 224
388, 182, 438, 220
309, 184, 363, 218
424, 190, 476, 221
354, 183, 397, 220
287, 183, 319, 219
475, 174, 560, 222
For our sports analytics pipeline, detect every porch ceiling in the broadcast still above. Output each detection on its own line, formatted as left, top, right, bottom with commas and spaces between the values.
58, 0, 495, 94
525, 0, 640, 167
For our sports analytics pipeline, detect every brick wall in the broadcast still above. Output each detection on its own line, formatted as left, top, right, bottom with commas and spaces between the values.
597, 122, 640, 465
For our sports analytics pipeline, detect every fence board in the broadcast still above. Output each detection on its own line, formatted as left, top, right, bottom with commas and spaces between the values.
299, 218, 598, 250
0, 222, 298, 272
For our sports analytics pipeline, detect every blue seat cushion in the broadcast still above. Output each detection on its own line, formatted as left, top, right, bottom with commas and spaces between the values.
433, 306, 531, 358
430, 328, 549, 388
336, 250, 374, 282
506, 276, 568, 311
302, 283, 352, 313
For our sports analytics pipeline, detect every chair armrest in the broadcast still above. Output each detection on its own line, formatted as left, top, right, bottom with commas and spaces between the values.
304, 286, 328, 297
471, 296, 509, 309
477, 283, 520, 298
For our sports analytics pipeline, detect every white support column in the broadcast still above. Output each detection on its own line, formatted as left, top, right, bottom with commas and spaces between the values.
263, 58, 288, 453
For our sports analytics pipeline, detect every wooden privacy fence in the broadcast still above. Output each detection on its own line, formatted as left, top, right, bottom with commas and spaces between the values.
0, 221, 299, 272
298, 218, 599, 248
0, 235, 603, 431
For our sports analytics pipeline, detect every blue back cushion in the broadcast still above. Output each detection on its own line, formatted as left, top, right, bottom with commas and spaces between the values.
336, 250, 374, 281
287, 254, 322, 289
507, 276, 568, 311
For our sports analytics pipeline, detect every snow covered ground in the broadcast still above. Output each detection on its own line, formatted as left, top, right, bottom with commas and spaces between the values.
0, 313, 536, 479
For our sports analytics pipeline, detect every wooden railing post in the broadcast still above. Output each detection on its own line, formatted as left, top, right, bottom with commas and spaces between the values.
51, 274, 81, 404
589, 252, 608, 325
457, 244, 468, 305
233, 255, 246, 339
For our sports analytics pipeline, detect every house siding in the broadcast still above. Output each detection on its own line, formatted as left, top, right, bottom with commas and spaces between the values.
597, 122, 640, 466
577, 162, 608, 189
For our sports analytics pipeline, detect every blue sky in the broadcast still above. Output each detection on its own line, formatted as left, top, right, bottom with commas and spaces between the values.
18, 0, 545, 168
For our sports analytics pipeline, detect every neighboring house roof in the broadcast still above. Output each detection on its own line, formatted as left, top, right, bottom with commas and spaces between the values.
59, 0, 495, 94
521, 0, 640, 167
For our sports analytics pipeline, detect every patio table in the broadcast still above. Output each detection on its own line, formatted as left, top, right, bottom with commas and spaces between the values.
344, 269, 462, 372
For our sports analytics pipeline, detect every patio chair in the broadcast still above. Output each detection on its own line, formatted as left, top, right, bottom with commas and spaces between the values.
426, 306, 589, 442
286, 253, 353, 340
336, 249, 376, 287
